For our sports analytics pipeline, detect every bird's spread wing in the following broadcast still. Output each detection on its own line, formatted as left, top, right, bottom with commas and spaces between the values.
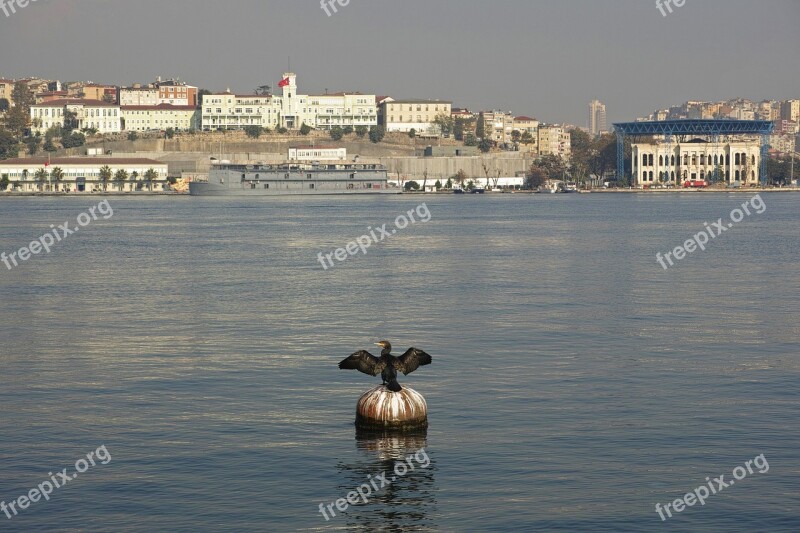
339, 350, 384, 376
394, 348, 432, 375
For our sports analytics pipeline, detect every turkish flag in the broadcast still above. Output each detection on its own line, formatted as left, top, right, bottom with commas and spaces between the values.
44, 162, 50, 167
278, 77, 290, 88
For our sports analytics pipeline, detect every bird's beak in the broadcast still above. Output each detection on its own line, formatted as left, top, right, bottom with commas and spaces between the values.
374, 342, 384, 347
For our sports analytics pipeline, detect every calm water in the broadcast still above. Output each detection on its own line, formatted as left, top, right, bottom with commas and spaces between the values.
1, 193, 798, 532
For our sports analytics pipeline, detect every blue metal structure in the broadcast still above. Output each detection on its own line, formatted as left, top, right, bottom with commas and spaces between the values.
612, 119, 775, 185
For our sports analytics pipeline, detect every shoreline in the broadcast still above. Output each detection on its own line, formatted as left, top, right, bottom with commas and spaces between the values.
2, 188, 798, 198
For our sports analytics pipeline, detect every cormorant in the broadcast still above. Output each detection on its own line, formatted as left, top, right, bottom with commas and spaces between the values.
338, 341, 432, 392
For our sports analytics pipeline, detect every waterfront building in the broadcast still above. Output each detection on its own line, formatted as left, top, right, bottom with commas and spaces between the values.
0, 157, 169, 192
121, 104, 200, 132
632, 139, 762, 187
378, 98, 452, 134
30, 99, 121, 134
588, 99, 607, 135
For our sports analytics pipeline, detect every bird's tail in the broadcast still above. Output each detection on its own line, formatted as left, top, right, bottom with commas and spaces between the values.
387, 379, 402, 392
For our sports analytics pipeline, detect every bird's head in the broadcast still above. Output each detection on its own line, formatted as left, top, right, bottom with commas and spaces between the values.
375, 340, 392, 351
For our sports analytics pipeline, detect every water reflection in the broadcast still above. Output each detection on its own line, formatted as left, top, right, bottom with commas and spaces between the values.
334, 428, 438, 531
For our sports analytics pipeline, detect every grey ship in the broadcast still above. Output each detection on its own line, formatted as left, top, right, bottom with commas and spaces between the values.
189, 161, 396, 196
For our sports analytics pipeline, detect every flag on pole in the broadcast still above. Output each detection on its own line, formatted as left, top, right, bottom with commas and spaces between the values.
278, 77, 290, 88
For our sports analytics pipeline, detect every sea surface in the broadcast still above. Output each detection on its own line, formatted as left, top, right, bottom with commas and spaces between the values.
0, 192, 798, 532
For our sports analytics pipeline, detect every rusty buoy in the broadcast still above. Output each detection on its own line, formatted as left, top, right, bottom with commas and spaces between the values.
355, 385, 428, 431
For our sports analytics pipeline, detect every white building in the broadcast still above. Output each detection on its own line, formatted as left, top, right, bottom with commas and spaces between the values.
30, 99, 121, 134
202, 93, 281, 130
378, 98, 452, 134
121, 104, 200, 132
288, 146, 347, 161
0, 157, 168, 192
201, 73, 377, 132
119, 87, 159, 107
632, 139, 762, 187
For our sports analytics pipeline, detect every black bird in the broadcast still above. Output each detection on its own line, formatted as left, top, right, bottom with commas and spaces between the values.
339, 341, 432, 392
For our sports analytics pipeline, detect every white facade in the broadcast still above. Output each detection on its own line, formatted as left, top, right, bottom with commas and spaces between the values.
288, 147, 347, 161
30, 99, 121, 134
632, 140, 762, 187
202, 93, 281, 130
201, 73, 377, 131
119, 88, 159, 107
0, 158, 168, 192
121, 105, 200, 131
379, 98, 452, 134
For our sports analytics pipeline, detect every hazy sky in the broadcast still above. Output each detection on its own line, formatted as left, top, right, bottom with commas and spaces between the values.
1, 0, 798, 125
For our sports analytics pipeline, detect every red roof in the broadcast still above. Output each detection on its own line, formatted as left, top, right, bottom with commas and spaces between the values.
32, 98, 118, 107
515, 116, 537, 121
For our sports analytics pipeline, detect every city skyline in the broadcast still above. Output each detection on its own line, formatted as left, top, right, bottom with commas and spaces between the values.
0, 0, 798, 125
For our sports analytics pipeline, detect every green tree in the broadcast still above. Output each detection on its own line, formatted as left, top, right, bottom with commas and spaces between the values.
433, 113, 454, 137
0, 174, 9, 190
300, 123, 312, 135
355, 125, 368, 138
114, 169, 129, 191
537, 154, 567, 181
276, 126, 288, 134
127, 131, 139, 142
144, 168, 158, 191
0, 98, 9, 112
343, 125, 354, 136
62, 109, 78, 134
475, 112, 486, 139
408, 128, 416, 138
61, 132, 85, 149
98, 165, 112, 192
434, 179, 442, 190
130, 171, 139, 190
50, 167, 64, 191
43, 137, 57, 152
5, 82, 35, 136
520, 131, 534, 145
244, 125, 262, 139
0, 128, 20, 159
445, 177, 453, 189
165, 128, 175, 139
35, 168, 48, 191
478, 138, 492, 153
329, 126, 344, 141
525, 163, 548, 189
464, 133, 478, 147
404, 180, 420, 191
369, 126, 385, 143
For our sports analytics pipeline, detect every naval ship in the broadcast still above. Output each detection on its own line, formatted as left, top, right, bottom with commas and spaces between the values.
189, 161, 396, 196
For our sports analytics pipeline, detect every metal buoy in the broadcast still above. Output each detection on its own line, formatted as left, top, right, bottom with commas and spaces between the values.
355, 385, 428, 431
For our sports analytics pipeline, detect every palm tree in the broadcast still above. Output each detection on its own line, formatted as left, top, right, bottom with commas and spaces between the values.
144, 168, 158, 192
130, 171, 139, 191
34, 168, 48, 192
98, 165, 112, 192
21, 169, 28, 191
50, 167, 64, 192
114, 169, 129, 192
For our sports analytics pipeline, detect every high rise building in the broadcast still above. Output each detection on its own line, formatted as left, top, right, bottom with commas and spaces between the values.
589, 99, 607, 135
